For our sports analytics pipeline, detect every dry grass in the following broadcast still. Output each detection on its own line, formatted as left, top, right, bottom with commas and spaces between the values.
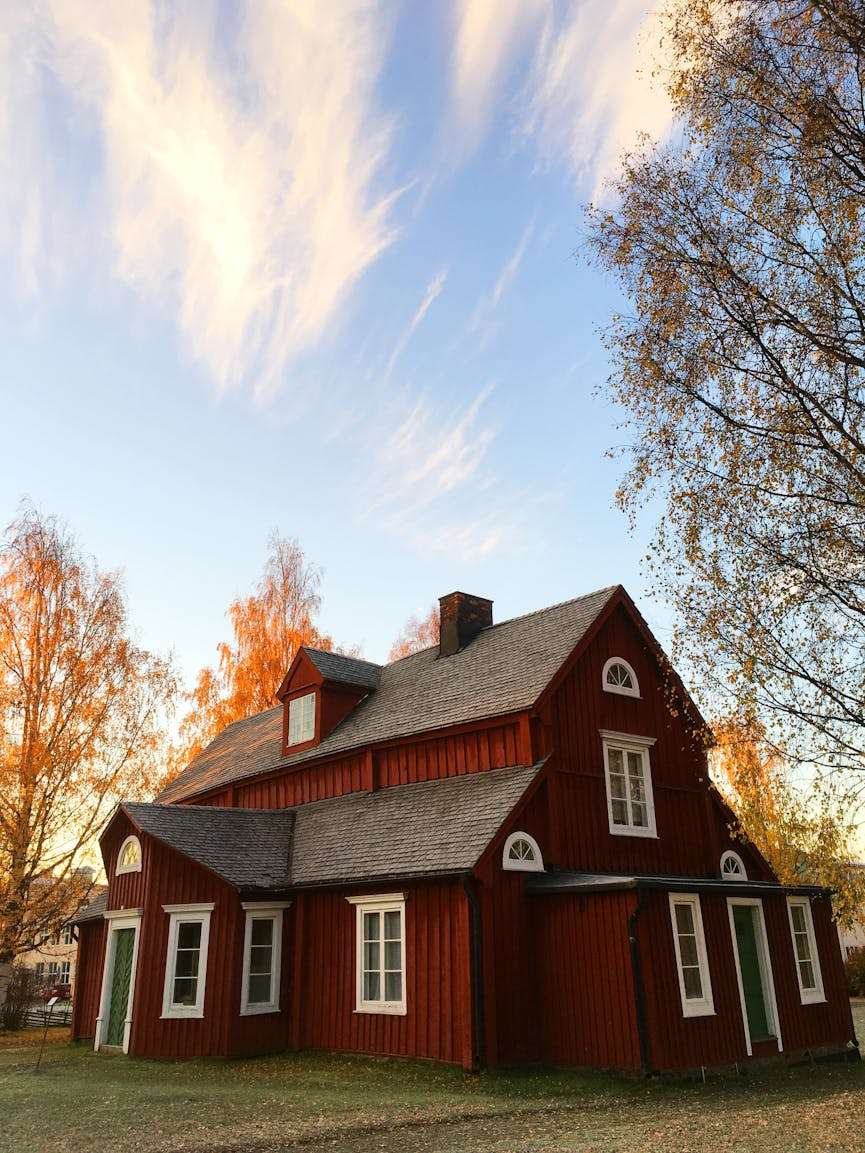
0, 1013, 862, 1153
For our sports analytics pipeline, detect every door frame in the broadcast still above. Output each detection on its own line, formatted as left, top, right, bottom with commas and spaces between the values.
94, 909, 143, 1054
726, 897, 782, 1056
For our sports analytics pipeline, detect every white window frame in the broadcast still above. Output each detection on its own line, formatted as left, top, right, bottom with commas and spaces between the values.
346, 893, 407, 1016
727, 896, 783, 1055
668, 893, 715, 1018
786, 897, 825, 1005
600, 730, 657, 838
94, 908, 143, 1053
602, 657, 640, 698
720, 850, 748, 880
116, 835, 142, 875
240, 901, 291, 1016
287, 691, 316, 746
502, 831, 544, 872
161, 903, 214, 1020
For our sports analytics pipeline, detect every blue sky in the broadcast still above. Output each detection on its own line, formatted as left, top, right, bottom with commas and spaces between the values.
1, 0, 672, 679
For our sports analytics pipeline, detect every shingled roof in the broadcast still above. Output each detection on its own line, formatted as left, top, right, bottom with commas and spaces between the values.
159, 586, 615, 803
122, 803, 295, 892
103, 763, 543, 894
302, 648, 382, 690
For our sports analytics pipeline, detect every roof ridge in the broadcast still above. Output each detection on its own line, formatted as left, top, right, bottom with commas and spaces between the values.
380, 586, 618, 670
302, 646, 383, 669
286, 761, 538, 815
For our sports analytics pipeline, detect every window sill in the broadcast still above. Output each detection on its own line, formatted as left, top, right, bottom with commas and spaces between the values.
354, 1004, 407, 1016
240, 1004, 281, 1016
681, 1006, 716, 1019
800, 994, 827, 1006
160, 1009, 204, 1020
608, 826, 659, 839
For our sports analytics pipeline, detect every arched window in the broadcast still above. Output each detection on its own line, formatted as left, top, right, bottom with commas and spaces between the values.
116, 835, 142, 875
502, 832, 544, 872
602, 657, 640, 698
720, 850, 747, 880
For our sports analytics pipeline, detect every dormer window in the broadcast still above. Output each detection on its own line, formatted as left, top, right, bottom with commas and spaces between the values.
287, 691, 316, 746
602, 657, 640, 698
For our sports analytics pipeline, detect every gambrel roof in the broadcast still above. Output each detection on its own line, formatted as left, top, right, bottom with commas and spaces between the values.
158, 586, 615, 803
105, 762, 544, 894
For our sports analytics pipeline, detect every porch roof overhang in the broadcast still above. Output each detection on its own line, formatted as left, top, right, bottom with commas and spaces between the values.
525, 871, 827, 899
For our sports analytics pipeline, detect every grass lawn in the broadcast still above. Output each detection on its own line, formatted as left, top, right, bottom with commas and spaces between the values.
0, 1006, 862, 1153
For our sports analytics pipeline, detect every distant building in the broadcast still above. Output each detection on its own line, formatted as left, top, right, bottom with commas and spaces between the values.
838, 864, 865, 962
19, 881, 106, 996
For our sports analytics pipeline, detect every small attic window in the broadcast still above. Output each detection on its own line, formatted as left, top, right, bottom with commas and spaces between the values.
721, 850, 747, 880
116, 835, 141, 875
502, 832, 544, 872
287, 691, 316, 746
602, 657, 640, 698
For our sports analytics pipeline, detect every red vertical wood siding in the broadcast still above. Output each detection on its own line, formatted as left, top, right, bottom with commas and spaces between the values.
71, 919, 107, 1040
295, 881, 473, 1068
640, 889, 855, 1071
183, 721, 523, 810
532, 891, 641, 1069
542, 605, 773, 879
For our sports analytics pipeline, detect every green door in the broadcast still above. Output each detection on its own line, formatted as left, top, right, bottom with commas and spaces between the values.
106, 928, 135, 1047
733, 905, 771, 1041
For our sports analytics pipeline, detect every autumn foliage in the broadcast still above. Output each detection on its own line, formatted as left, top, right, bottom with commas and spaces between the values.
170, 535, 334, 776
0, 507, 174, 962
388, 604, 439, 661
712, 715, 865, 926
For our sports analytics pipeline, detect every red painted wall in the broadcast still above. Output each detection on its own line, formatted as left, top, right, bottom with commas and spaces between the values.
293, 881, 473, 1068
640, 889, 855, 1070
71, 919, 107, 1040
537, 604, 773, 879
533, 890, 641, 1069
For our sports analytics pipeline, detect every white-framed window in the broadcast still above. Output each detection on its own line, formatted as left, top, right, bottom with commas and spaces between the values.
787, 897, 825, 1005
240, 902, 290, 1016
346, 893, 406, 1015
161, 903, 214, 1020
60, 923, 73, 945
59, 961, 70, 984
721, 850, 748, 880
116, 835, 142, 875
600, 730, 657, 837
669, 894, 715, 1017
287, 691, 316, 746
502, 832, 544, 872
602, 657, 640, 698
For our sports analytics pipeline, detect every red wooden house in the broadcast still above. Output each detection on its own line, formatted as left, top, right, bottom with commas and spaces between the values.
72, 586, 857, 1071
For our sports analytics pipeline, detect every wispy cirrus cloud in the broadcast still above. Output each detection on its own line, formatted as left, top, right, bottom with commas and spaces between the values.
384, 267, 448, 381
450, 0, 672, 197
0, 1, 398, 397
358, 386, 506, 560
467, 221, 534, 349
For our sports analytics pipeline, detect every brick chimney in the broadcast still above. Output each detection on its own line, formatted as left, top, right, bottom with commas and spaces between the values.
438, 592, 493, 657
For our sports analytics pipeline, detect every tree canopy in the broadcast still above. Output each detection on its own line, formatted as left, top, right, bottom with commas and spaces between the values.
589, 0, 865, 778
388, 604, 439, 662
0, 507, 174, 961
170, 534, 334, 775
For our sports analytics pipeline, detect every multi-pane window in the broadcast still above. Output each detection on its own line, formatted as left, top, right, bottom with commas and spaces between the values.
287, 692, 316, 746
602, 733, 657, 837
669, 894, 714, 1017
787, 898, 825, 1004
240, 903, 288, 1016
347, 895, 406, 1014
59, 961, 71, 984
721, 851, 747, 880
161, 904, 213, 1019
